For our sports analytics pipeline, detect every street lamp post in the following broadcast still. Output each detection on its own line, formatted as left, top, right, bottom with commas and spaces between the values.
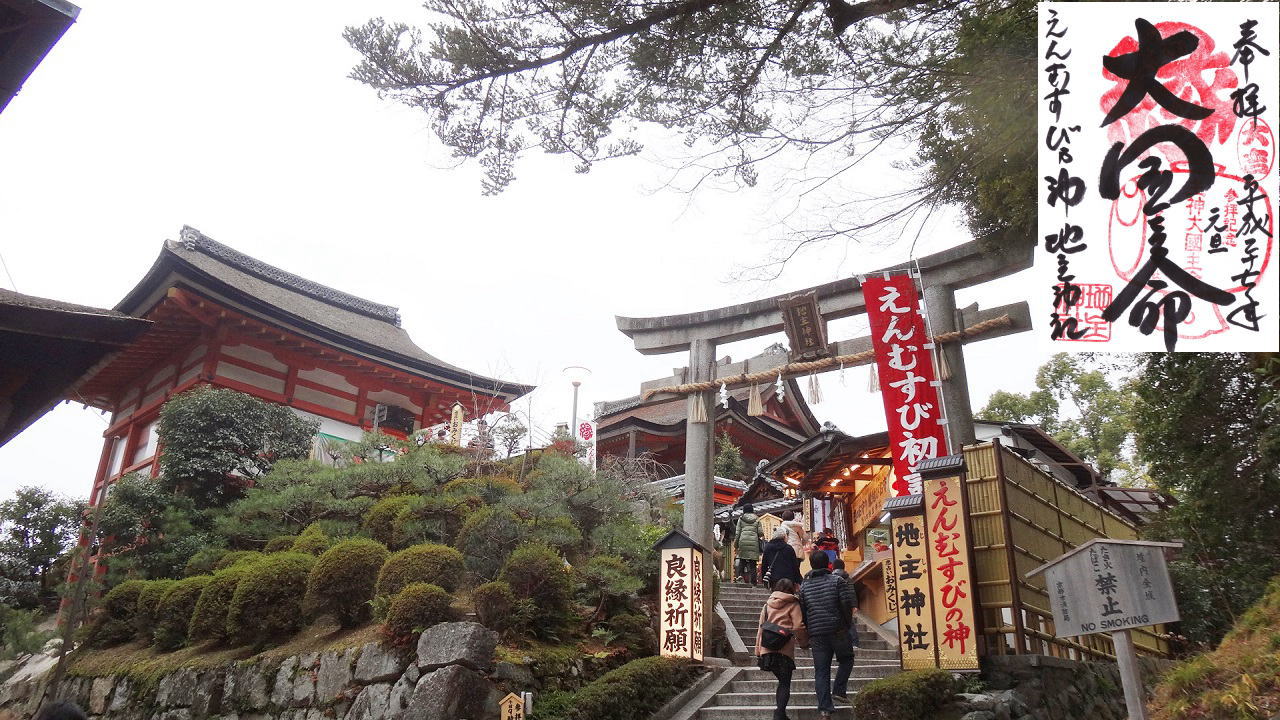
562, 365, 591, 442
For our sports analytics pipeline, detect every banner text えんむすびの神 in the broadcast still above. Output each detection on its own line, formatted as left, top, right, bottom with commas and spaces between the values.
1038, 3, 1277, 352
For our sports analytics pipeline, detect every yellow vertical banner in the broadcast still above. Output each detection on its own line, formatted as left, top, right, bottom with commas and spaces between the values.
448, 402, 465, 446
891, 513, 937, 670
882, 556, 899, 615
922, 474, 980, 670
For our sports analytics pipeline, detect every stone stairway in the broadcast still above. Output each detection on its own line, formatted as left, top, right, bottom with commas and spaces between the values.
696, 582, 901, 720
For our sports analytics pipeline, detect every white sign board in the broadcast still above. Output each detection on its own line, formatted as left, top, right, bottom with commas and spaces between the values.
658, 546, 704, 661
1037, 2, 1278, 352
1035, 539, 1180, 637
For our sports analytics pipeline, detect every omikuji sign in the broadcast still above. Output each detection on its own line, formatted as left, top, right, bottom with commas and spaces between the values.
654, 529, 706, 662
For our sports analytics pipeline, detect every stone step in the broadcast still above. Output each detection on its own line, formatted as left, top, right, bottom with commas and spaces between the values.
737, 665, 900, 681
697, 704, 857, 719
731, 677, 884, 694
744, 646, 899, 659
709, 691, 859, 707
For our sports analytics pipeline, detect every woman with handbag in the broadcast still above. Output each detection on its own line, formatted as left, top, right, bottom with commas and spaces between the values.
755, 578, 807, 720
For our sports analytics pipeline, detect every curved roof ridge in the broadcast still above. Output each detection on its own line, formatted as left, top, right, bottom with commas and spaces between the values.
174, 226, 402, 325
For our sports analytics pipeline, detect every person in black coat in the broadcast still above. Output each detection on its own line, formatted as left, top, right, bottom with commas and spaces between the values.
761, 528, 803, 587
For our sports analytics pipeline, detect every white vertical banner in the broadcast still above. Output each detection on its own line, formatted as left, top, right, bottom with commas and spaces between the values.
1037, 3, 1278, 352
575, 419, 597, 470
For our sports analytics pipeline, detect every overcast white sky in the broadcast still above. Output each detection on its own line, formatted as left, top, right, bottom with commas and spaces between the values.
0, 1, 1050, 502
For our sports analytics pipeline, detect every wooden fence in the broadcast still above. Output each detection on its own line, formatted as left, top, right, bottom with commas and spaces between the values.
964, 442, 1170, 660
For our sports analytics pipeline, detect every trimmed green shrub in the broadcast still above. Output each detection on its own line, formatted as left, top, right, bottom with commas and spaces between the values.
188, 564, 254, 643
87, 580, 147, 647
851, 668, 961, 720
531, 656, 699, 720
263, 535, 297, 553
455, 506, 524, 580
472, 581, 515, 632
226, 552, 315, 644
376, 543, 465, 597
213, 550, 263, 571
381, 582, 459, 645
607, 612, 654, 655
135, 579, 175, 643
291, 523, 331, 555
362, 495, 414, 547
154, 575, 212, 650
183, 546, 228, 577
304, 538, 390, 627
500, 543, 573, 638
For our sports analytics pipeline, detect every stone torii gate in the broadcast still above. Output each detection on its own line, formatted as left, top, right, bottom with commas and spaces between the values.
617, 240, 1032, 653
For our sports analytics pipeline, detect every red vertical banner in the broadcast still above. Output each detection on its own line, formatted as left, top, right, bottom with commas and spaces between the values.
863, 274, 949, 496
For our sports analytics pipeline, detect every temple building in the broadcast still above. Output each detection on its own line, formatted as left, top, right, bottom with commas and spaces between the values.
69, 226, 533, 508
595, 373, 820, 476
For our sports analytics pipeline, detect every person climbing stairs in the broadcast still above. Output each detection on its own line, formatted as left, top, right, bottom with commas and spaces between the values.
686, 582, 901, 719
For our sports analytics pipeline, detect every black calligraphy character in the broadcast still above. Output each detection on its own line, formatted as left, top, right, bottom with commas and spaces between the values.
1202, 207, 1229, 254
900, 588, 927, 617
1100, 125, 1216, 214
1044, 63, 1071, 121
1102, 215, 1234, 351
898, 556, 924, 581
895, 524, 921, 547
1095, 572, 1119, 596
1045, 167, 1086, 209
903, 623, 931, 651
1235, 175, 1273, 239
1045, 125, 1080, 164
1100, 595, 1123, 618
1232, 84, 1266, 121
1232, 20, 1270, 81
1102, 18, 1214, 126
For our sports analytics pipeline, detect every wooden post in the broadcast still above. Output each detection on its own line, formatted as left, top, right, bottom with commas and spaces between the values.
1111, 629, 1148, 720
923, 284, 976, 448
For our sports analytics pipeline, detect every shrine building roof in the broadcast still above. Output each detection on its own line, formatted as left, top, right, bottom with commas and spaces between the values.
93, 226, 532, 404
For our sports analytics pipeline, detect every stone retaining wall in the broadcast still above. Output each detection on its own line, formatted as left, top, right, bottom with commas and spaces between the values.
943, 654, 1171, 720
0, 623, 508, 720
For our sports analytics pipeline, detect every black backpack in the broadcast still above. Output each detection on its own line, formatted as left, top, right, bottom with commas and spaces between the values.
759, 622, 795, 651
